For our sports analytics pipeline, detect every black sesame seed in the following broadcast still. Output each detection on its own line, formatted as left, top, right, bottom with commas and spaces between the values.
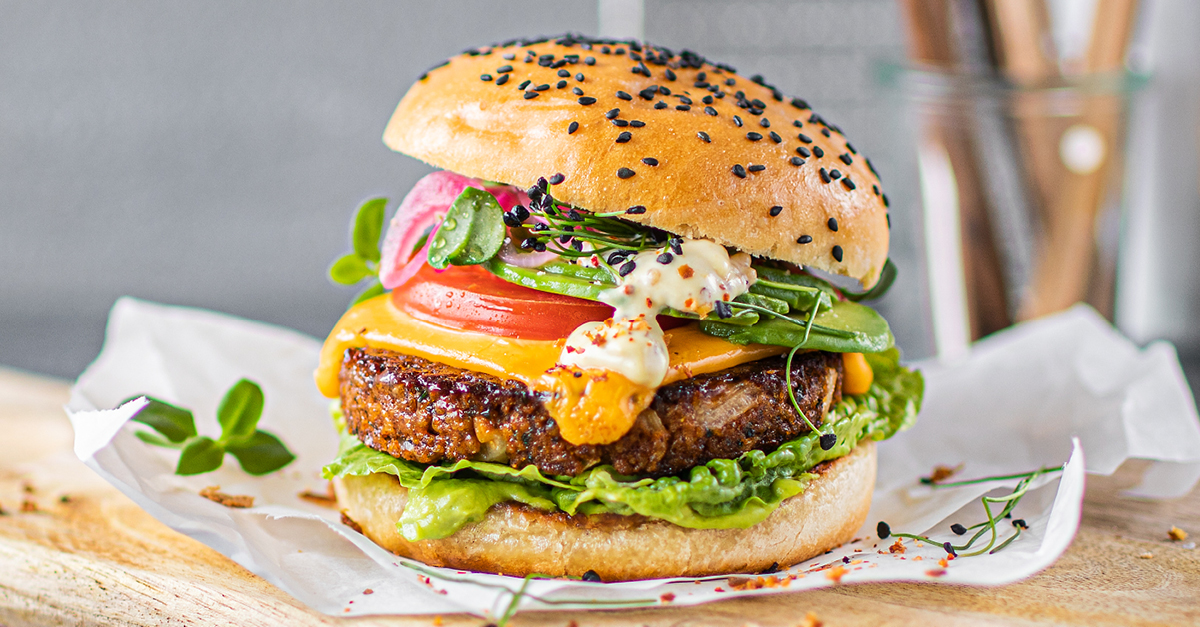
497, 65, 513, 74
769, 205, 783, 217
480, 74, 493, 82
601, 46, 611, 54
748, 164, 766, 172
517, 79, 531, 90
618, 261, 637, 276
556, 80, 567, 89
746, 132, 763, 141
847, 142, 857, 154
704, 106, 717, 116
665, 68, 677, 81
617, 167, 635, 179
572, 86, 583, 95
842, 177, 856, 191
828, 218, 839, 232
798, 133, 812, 143
694, 80, 709, 89
585, 56, 596, 65
819, 168, 831, 183
830, 169, 842, 179
702, 95, 713, 104
839, 153, 853, 165
872, 184, 880, 196
714, 300, 733, 319
951, 523, 967, 535
792, 120, 803, 128
790, 157, 805, 166
732, 164, 747, 178
678, 95, 692, 104
605, 108, 620, 119
877, 521, 891, 539
842, 556, 851, 564
638, 88, 656, 100
642, 157, 658, 166
812, 146, 824, 158
495, 74, 510, 85
697, 131, 711, 143
669, 237, 683, 254
568, 121, 579, 134
534, 83, 549, 91
657, 252, 674, 264
575, 73, 585, 82
654, 101, 667, 109
822, 128, 832, 137
625, 205, 646, 214
612, 119, 629, 127
1013, 518, 1027, 529
791, 98, 810, 109
557, 69, 570, 78
882, 193, 890, 207
629, 120, 645, 127
549, 173, 565, 185
615, 131, 632, 143
616, 91, 632, 101
676, 104, 691, 111
582, 570, 602, 582
832, 245, 843, 262
502, 53, 515, 61
658, 86, 671, 95
523, 91, 538, 99
819, 433, 837, 450
796, 146, 811, 158
797, 235, 812, 244
769, 131, 782, 143
760, 118, 770, 128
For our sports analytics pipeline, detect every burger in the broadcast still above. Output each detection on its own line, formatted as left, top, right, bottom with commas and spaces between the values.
319, 34, 923, 581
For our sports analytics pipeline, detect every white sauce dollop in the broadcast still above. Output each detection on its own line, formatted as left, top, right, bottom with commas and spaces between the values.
558, 238, 756, 387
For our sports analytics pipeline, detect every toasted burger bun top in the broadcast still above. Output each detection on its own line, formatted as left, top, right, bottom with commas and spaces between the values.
384, 35, 891, 287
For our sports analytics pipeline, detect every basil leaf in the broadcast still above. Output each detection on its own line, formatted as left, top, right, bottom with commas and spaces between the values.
176, 436, 225, 475
351, 281, 384, 306
328, 253, 373, 285
352, 198, 387, 263
225, 430, 296, 476
128, 397, 197, 443
427, 187, 505, 268
217, 379, 264, 445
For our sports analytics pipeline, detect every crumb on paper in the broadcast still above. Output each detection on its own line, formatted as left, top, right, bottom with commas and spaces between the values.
800, 611, 823, 627
199, 486, 254, 508
299, 482, 338, 508
924, 463, 964, 484
889, 539, 906, 554
20, 499, 37, 513
938, 558, 949, 568
825, 565, 846, 583
1139, 552, 1154, 559
926, 569, 946, 577
660, 592, 675, 603
1168, 526, 1188, 542
363, 588, 374, 595
341, 510, 364, 534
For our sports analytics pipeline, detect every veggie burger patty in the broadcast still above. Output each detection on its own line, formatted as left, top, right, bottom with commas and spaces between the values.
340, 347, 844, 478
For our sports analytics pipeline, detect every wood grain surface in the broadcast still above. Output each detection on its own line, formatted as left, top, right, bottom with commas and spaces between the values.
1, 366, 1197, 627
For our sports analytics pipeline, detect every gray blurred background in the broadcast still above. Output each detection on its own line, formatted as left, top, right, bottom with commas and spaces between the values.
2, 0, 1197, 380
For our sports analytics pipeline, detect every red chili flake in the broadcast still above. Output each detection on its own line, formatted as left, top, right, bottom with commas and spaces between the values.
659, 593, 675, 603
926, 568, 947, 577
363, 589, 374, 595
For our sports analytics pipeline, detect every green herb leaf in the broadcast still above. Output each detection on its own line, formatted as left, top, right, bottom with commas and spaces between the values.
176, 436, 225, 475
225, 430, 296, 475
351, 281, 385, 306
328, 253, 373, 285
128, 397, 197, 444
426, 187, 505, 268
217, 379, 264, 445
135, 430, 183, 449
352, 198, 387, 263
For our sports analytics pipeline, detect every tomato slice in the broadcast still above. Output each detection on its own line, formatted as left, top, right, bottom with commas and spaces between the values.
392, 263, 615, 340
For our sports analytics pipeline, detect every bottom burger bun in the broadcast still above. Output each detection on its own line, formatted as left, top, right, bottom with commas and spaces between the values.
333, 440, 875, 581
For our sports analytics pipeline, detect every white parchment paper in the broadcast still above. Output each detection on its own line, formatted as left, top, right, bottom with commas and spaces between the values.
67, 298, 1200, 619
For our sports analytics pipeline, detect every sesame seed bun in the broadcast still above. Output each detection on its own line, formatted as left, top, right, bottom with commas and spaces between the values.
383, 35, 891, 287
333, 440, 875, 581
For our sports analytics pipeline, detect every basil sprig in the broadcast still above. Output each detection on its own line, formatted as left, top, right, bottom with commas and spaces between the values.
328, 197, 387, 306
128, 379, 295, 476
427, 187, 505, 269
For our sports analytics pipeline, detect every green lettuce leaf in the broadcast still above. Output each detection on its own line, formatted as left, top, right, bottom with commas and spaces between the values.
324, 349, 922, 541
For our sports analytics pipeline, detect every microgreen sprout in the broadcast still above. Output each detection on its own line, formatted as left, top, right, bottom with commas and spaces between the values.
126, 379, 295, 476
328, 197, 387, 307
876, 466, 1063, 557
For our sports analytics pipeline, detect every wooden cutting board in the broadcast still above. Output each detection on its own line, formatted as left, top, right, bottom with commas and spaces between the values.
1, 366, 1198, 627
